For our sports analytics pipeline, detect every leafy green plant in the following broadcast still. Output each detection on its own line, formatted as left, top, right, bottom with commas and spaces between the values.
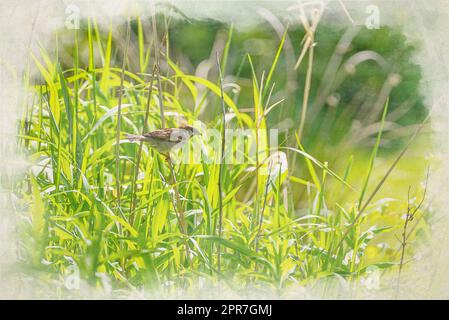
15, 15, 431, 297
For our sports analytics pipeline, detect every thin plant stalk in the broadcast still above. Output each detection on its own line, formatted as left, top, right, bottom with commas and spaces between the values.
396, 167, 429, 298
216, 51, 227, 273
396, 186, 412, 298
152, 10, 190, 263
130, 65, 157, 225
256, 169, 271, 253
115, 19, 131, 208
167, 157, 192, 265
152, 6, 166, 128
296, 6, 320, 140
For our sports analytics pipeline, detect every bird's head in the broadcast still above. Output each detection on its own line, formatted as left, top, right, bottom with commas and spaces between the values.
179, 125, 201, 137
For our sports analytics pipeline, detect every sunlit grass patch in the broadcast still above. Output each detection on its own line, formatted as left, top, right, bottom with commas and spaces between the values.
14, 14, 432, 297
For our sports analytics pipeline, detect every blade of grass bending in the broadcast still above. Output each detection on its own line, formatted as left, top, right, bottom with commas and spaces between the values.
56, 64, 73, 148
92, 19, 105, 64
334, 114, 430, 253
166, 57, 198, 106
262, 28, 287, 102
175, 75, 249, 126
358, 97, 389, 207
295, 135, 321, 191
283, 145, 355, 191
220, 23, 233, 75
196, 235, 275, 273
247, 54, 262, 124
115, 19, 131, 208
31, 52, 60, 125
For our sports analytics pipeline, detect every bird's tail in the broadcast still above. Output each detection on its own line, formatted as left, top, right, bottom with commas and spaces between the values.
126, 133, 144, 142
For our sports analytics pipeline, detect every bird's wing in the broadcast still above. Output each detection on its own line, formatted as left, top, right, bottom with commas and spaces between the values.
143, 128, 189, 143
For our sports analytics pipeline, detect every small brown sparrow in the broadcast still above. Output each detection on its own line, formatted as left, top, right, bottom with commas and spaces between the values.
126, 125, 200, 158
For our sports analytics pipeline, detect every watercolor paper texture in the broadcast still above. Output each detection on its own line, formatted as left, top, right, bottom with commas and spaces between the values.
0, 0, 448, 299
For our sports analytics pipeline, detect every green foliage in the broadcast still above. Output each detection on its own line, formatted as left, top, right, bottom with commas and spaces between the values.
15, 16, 431, 296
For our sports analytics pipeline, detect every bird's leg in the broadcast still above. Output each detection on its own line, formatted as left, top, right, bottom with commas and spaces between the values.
163, 153, 171, 162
